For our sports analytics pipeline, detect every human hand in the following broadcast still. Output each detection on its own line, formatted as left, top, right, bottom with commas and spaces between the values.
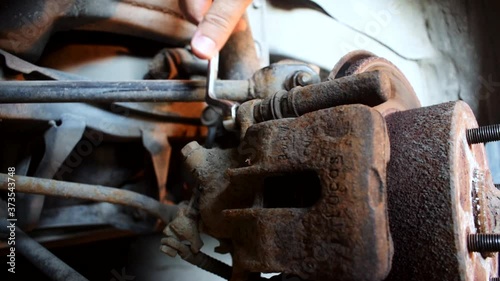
179, 0, 253, 59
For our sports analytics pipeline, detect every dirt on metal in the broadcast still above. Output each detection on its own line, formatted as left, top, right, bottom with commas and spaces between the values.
384, 101, 498, 281
182, 104, 393, 281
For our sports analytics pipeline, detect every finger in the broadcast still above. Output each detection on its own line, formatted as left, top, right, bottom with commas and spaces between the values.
191, 0, 253, 59
179, 0, 211, 24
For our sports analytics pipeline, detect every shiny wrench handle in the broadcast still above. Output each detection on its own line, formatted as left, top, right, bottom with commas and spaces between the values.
205, 53, 238, 122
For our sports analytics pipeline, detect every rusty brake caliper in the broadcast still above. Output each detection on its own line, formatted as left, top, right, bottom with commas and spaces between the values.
161, 51, 421, 281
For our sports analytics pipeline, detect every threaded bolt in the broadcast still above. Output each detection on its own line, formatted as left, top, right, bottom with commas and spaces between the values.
495, 184, 500, 190
467, 124, 500, 144
491, 278, 500, 281
297, 72, 313, 86
468, 234, 500, 252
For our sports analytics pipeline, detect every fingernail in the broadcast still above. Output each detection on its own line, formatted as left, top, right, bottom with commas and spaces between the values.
192, 33, 217, 59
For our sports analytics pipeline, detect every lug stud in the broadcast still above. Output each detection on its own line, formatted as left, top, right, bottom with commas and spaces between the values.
468, 234, 500, 252
467, 124, 500, 144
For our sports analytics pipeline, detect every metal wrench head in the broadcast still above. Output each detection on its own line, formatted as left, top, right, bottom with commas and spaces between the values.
205, 53, 239, 130
206, 53, 219, 104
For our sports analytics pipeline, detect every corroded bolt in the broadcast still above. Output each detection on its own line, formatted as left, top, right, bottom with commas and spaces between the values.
296, 72, 313, 86
181, 141, 202, 159
468, 234, 500, 252
201, 106, 221, 127
255, 71, 389, 122
467, 124, 500, 144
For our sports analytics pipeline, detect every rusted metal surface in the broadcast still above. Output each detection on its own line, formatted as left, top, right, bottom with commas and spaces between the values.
0, 173, 178, 224
0, 102, 201, 138
0, 79, 250, 103
162, 202, 203, 256
249, 62, 320, 100
253, 71, 390, 122
18, 114, 86, 230
0, 49, 208, 141
0, 219, 89, 281
384, 101, 499, 281
0, 0, 194, 61
329, 50, 421, 116
219, 13, 261, 80
176, 105, 393, 281
161, 231, 233, 280
161, 203, 233, 280
146, 48, 207, 80
142, 128, 171, 204
0, 61, 322, 105
0, 50, 322, 107
0, 49, 84, 80
0, 47, 204, 213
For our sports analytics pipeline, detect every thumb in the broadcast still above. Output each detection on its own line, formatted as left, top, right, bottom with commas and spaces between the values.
191, 0, 252, 59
